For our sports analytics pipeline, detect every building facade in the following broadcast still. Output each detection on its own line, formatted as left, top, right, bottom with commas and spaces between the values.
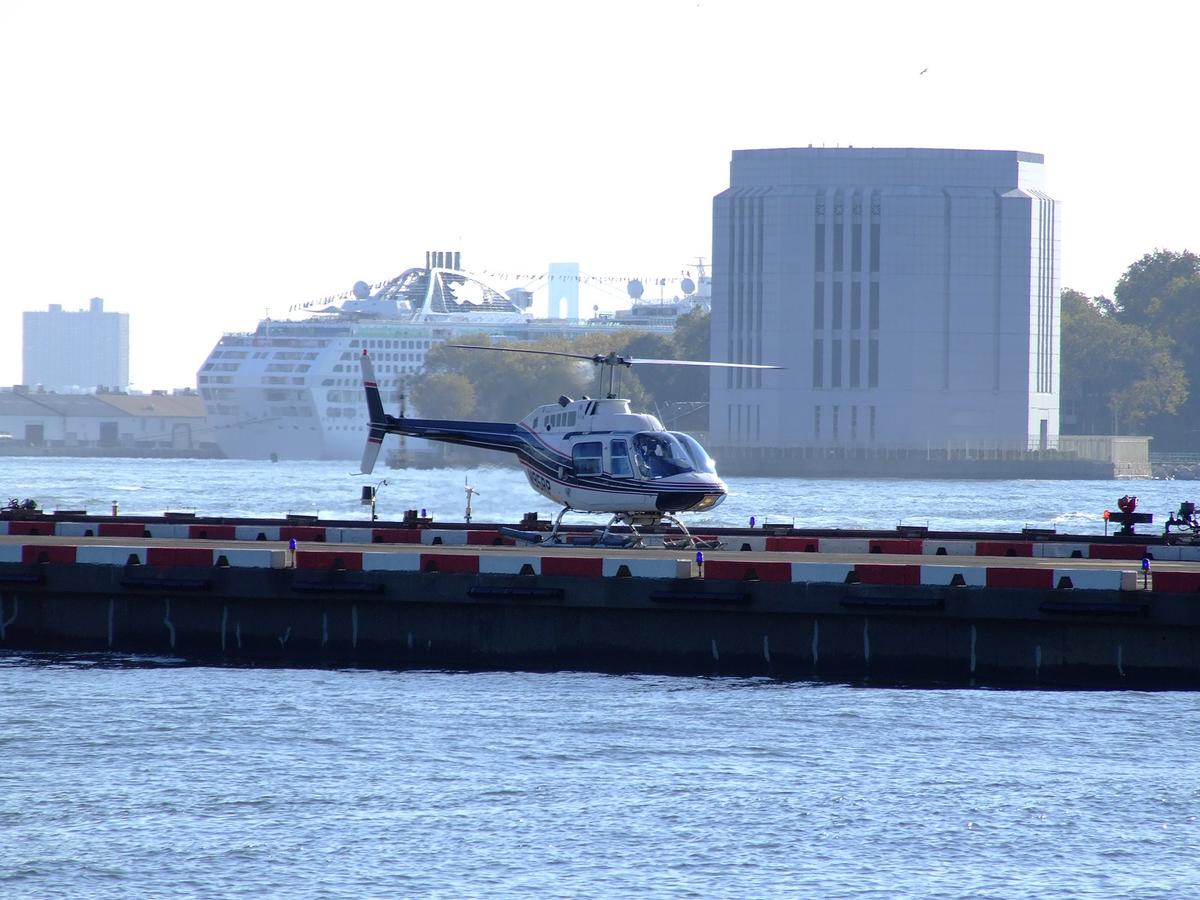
23, 297, 130, 392
0, 388, 205, 451
710, 147, 1061, 456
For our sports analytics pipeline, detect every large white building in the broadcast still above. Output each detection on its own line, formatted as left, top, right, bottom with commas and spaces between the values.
23, 297, 130, 392
710, 147, 1061, 458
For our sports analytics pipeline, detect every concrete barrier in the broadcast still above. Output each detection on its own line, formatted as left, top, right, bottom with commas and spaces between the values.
235, 525, 281, 542
974, 540, 1034, 558
421, 529, 468, 546
855, 563, 920, 586
360, 551, 422, 572
1088, 544, 1149, 561
142, 524, 191, 539
371, 528, 422, 544
920, 565, 988, 586
790, 562, 855, 584
3, 520, 56, 537
703, 559, 791, 582
19, 544, 77, 564
818, 537, 872, 555
480, 555, 542, 575
1034, 543, 1089, 559
296, 550, 364, 571
331, 528, 375, 544
77, 546, 146, 566
188, 524, 237, 540
146, 547, 217, 567
987, 567, 1053, 589
213, 548, 286, 569
542, 556, 602, 577
602, 557, 692, 579
923, 539, 978, 557
1054, 569, 1137, 591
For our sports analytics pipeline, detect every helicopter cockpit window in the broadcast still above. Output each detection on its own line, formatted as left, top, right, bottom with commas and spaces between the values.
608, 439, 632, 477
631, 432, 695, 479
572, 441, 604, 476
668, 431, 718, 474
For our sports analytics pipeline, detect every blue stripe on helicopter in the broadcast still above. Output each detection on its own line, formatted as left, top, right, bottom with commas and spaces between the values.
375, 416, 711, 497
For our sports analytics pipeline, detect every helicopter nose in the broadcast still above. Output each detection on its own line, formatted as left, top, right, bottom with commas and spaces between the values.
655, 476, 727, 512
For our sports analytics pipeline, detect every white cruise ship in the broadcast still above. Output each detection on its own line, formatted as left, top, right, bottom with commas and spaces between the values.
198, 253, 674, 460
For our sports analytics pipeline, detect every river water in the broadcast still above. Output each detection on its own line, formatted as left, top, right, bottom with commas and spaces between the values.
2, 459, 1198, 897
0, 456, 1191, 534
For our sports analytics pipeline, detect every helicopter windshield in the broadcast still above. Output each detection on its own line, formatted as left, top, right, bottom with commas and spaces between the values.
668, 431, 718, 475
631, 432, 695, 479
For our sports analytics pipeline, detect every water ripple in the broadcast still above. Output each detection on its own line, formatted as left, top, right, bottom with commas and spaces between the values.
2, 661, 1199, 897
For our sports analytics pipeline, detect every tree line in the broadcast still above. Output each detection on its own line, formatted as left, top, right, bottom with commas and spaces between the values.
1062, 249, 1199, 446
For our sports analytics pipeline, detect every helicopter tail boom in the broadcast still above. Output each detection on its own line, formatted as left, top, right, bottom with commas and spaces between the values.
360, 350, 525, 465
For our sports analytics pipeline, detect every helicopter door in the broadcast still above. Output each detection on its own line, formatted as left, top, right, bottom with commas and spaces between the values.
572, 440, 604, 476
608, 438, 632, 476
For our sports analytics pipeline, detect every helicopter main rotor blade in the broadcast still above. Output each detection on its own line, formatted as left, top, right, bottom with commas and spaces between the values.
627, 358, 784, 370
447, 344, 783, 370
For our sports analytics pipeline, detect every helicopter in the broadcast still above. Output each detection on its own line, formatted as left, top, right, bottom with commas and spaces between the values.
357, 346, 780, 547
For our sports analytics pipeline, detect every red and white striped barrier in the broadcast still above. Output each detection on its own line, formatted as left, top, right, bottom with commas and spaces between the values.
0, 543, 287, 568
0, 538, 1153, 589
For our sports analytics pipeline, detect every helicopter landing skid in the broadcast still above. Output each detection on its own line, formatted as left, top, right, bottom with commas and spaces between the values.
656, 513, 722, 551
499, 508, 718, 550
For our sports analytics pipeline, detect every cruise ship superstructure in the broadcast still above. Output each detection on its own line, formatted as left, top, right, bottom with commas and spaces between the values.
198, 253, 675, 460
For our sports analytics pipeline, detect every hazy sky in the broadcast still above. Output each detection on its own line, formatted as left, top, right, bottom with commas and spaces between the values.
2, 0, 1196, 390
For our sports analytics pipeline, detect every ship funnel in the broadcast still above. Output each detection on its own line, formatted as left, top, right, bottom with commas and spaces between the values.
453, 251, 461, 270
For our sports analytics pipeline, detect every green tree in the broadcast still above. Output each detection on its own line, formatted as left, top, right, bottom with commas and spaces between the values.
409, 372, 476, 419
1060, 288, 1187, 433
1114, 250, 1200, 329
1111, 250, 1200, 445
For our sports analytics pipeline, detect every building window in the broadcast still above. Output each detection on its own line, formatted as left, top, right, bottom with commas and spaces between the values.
851, 282, 861, 330
814, 224, 825, 273
868, 339, 879, 387
869, 282, 880, 330
832, 283, 843, 330
812, 339, 824, 388
832, 405, 840, 441
851, 405, 858, 440
870, 223, 881, 272
832, 341, 842, 388
870, 405, 876, 441
833, 223, 844, 271
852, 223, 863, 272
850, 339, 861, 388
813, 282, 824, 329
814, 405, 821, 439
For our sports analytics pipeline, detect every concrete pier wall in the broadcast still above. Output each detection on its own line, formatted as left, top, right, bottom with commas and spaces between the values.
3, 559, 1199, 688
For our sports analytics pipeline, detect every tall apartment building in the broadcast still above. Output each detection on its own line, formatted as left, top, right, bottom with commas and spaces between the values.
710, 147, 1061, 456
23, 297, 130, 392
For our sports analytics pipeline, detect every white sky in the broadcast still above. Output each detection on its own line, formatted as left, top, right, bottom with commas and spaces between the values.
1, 0, 1196, 390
